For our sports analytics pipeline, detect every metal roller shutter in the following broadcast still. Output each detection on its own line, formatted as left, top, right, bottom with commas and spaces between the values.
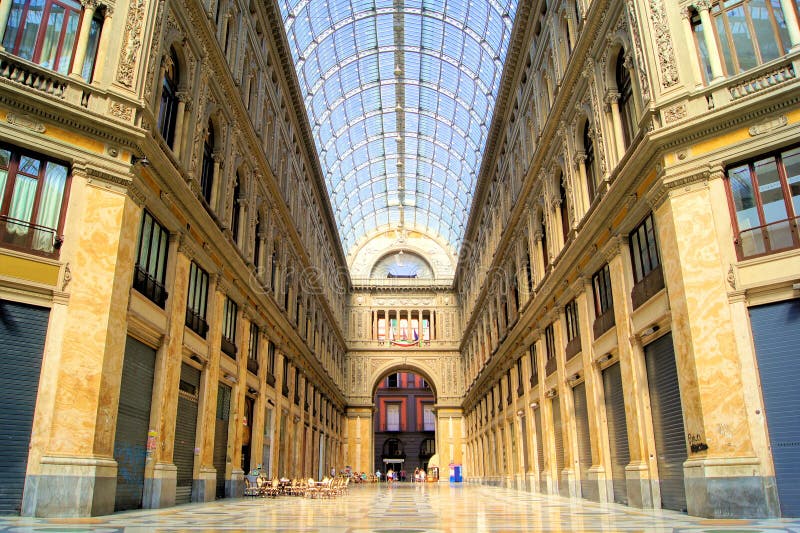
603, 363, 630, 505
645, 333, 687, 512
113, 336, 156, 511
750, 300, 800, 517
552, 398, 564, 494
0, 300, 48, 515
534, 408, 545, 492
214, 383, 231, 499
175, 363, 200, 504
573, 382, 594, 500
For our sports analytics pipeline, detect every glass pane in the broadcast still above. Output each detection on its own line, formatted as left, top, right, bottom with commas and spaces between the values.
749, 0, 780, 61
81, 16, 102, 80
8, 174, 37, 238
728, 164, 759, 230
754, 157, 787, 224
726, 6, 758, 71
39, 3, 65, 70
783, 147, 800, 217
56, 8, 80, 73
18, 0, 45, 60
0, 148, 10, 208
3, 0, 27, 51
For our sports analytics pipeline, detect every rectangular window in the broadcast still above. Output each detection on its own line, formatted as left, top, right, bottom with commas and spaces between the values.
267, 340, 275, 373
247, 323, 259, 374
529, 342, 538, 387
592, 264, 616, 338
221, 297, 238, 357
133, 210, 169, 307
282, 358, 289, 396
630, 213, 661, 282
516, 357, 524, 395
544, 324, 556, 369
0, 145, 69, 257
387, 373, 399, 387
726, 145, 800, 259
423, 404, 435, 431
293, 368, 300, 404
565, 299, 581, 359
185, 262, 209, 337
386, 404, 400, 431
2, 0, 87, 75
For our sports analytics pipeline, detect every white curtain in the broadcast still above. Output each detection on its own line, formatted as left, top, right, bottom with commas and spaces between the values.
33, 161, 67, 251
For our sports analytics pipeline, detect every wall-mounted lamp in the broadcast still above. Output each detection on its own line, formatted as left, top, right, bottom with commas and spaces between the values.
293, 415, 300, 423
545, 388, 557, 399
641, 324, 660, 337
529, 401, 539, 410
247, 387, 258, 395
516, 409, 525, 417
567, 373, 581, 385
131, 154, 150, 167
223, 373, 238, 383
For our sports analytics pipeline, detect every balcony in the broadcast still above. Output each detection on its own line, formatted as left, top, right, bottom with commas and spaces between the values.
185, 308, 209, 338
0, 215, 62, 258
221, 337, 237, 359
266, 372, 276, 387
282, 384, 289, 396
631, 265, 665, 310
247, 358, 259, 375
593, 308, 616, 339
545, 355, 557, 377
565, 337, 581, 360
133, 265, 168, 308
734, 216, 799, 260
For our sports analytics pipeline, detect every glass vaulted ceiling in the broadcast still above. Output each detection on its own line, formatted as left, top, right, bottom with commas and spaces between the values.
278, 0, 518, 255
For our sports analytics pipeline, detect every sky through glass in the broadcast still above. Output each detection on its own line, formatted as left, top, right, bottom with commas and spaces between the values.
277, 0, 518, 256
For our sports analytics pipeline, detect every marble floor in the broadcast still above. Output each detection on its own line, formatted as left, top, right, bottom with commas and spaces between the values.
1, 482, 799, 532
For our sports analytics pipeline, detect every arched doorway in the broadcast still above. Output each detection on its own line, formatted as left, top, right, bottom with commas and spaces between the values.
373, 371, 435, 481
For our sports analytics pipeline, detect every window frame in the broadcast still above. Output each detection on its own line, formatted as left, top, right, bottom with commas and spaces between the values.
185, 261, 209, 337
724, 143, 800, 259
0, 143, 71, 258
133, 210, 169, 308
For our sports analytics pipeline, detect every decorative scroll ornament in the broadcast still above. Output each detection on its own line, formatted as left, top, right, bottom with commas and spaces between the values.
6, 112, 46, 133
116, 0, 145, 87
650, 0, 679, 87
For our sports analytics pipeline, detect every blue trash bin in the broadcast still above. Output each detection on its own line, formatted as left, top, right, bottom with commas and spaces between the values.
454, 465, 462, 482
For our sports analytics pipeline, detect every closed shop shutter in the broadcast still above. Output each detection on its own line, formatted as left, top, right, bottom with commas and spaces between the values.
603, 363, 630, 505
113, 336, 156, 511
175, 363, 200, 504
214, 383, 232, 499
552, 397, 564, 494
750, 300, 800, 517
534, 408, 545, 492
573, 382, 594, 500
0, 300, 48, 515
644, 333, 687, 512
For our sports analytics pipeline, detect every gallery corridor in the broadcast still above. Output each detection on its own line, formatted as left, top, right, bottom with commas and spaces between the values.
1, 483, 798, 532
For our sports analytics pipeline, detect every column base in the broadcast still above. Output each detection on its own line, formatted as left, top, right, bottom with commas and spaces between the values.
226, 469, 244, 498
22, 455, 117, 517
626, 461, 655, 509
526, 472, 537, 492
684, 457, 779, 518
143, 462, 176, 509
584, 466, 611, 503
193, 466, 217, 502
559, 467, 578, 498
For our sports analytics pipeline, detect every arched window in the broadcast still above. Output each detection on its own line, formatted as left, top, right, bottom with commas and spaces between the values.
253, 213, 262, 269
558, 173, 569, 242
583, 121, 597, 201
231, 173, 242, 244
540, 208, 549, 270
616, 49, 635, 149
201, 120, 215, 204
158, 48, 180, 147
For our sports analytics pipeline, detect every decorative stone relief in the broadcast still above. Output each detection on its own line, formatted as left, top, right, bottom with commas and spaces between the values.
664, 103, 687, 123
748, 115, 788, 136
108, 101, 133, 121
6, 112, 46, 133
116, 0, 145, 88
649, 0, 679, 87
143, 0, 167, 102
625, 0, 651, 103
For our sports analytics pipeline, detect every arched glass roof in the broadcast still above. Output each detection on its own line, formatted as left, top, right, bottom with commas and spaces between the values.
277, 0, 518, 254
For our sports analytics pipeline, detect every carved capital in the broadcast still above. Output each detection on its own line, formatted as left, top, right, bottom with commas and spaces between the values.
80, 0, 100, 9
694, 0, 712, 11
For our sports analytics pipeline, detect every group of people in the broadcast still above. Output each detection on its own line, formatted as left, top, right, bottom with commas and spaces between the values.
412, 468, 427, 483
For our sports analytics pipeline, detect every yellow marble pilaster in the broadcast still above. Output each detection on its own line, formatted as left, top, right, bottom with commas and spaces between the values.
197, 280, 224, 477
655, 183, 754, 457
345, 406, 373, 473
226, 312, 249, 474
48, 186, 140, 457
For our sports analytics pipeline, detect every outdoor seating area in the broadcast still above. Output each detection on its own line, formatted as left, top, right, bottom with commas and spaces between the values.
243, 475, 350, 499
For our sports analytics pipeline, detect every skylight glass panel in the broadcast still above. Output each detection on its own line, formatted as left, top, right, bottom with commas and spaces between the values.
278, 0, 518, 256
